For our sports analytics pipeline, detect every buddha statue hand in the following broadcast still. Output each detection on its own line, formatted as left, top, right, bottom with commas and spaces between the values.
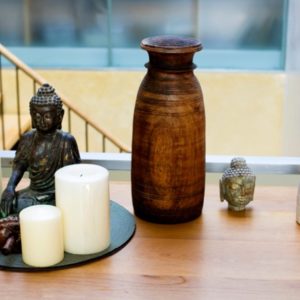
0, 186, 16, 218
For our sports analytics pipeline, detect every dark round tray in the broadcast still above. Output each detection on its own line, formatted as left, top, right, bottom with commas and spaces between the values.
0, 200, 136, 271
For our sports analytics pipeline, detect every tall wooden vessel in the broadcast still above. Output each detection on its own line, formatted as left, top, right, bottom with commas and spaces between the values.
131, 35, 206, 223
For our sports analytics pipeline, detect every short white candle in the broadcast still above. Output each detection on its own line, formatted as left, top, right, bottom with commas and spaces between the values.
55, 164, 110, 255
20, 205, 64, 267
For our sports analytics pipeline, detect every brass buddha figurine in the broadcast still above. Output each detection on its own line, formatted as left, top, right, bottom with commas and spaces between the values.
0, 83, 81, 218
219, 157, 255, 211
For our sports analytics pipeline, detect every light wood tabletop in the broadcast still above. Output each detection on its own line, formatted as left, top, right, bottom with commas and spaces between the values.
0, 181, 300, 300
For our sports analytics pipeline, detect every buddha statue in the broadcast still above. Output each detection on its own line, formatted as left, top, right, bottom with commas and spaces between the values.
0, 83, 81, 218
219, 157, 256, 211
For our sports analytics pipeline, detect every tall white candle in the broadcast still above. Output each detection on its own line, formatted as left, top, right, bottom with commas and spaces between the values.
55, 164, 110, 255
19, 205, 64, 267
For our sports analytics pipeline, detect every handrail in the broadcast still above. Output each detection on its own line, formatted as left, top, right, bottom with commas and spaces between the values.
0, 44, 131, 152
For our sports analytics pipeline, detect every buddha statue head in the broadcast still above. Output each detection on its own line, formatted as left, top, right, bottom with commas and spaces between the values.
30, 83, 64, 132
219, 157, 256, 211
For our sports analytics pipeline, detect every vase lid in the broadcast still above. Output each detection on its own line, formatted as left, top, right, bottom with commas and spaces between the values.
141, 35, 202, 54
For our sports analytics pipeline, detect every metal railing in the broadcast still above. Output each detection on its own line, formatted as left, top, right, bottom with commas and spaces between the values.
0, 44, 130, 152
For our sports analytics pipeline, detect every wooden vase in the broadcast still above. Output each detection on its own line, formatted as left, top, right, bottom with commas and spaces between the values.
131, 35, 206, 224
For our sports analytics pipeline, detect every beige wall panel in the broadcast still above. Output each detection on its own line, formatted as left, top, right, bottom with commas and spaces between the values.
2, 69, 285, 155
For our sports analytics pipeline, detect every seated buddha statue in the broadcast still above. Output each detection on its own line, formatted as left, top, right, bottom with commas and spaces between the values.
0, 83, 81, 217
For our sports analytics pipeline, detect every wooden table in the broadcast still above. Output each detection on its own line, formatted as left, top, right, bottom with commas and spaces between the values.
1, 182, 300, 300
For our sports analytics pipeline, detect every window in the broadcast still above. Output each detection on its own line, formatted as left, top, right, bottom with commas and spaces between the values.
0, 0, 288, 69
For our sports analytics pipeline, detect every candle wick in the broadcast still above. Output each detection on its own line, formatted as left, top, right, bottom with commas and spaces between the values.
80, 174, 83, 177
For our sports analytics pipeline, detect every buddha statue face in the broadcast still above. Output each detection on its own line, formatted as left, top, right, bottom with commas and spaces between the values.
30, 105, 63, 133
220, 176, 255, 211
30, 83, 64, 132
220, 157, 256, 211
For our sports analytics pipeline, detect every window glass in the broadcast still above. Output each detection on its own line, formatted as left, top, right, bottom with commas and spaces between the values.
200, 0, 284, 50
111, 0, 196, 48
0, 1, 23, 46
0, 0, 108, 47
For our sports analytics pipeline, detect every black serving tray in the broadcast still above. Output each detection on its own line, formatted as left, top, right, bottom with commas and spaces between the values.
0, 201, 136, 271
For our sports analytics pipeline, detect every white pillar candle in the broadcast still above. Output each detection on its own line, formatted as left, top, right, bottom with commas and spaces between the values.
55, 164, 110, 255
20, 205, 64, 267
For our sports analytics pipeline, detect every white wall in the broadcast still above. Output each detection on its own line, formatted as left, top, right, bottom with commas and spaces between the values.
283, 0, 300, 156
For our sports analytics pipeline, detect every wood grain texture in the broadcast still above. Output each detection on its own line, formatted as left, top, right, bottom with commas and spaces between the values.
0, 181, 300, 299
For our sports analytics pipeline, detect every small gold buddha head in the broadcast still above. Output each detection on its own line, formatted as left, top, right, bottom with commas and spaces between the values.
30, 83, 64, 132
219, 157, 256, 211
